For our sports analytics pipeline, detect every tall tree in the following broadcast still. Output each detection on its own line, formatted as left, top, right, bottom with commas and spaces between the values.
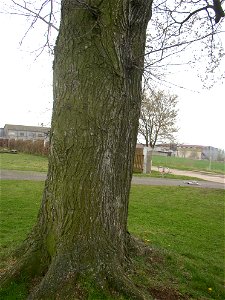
1, 0, 224, 299
1, 1, 153, 299
139, 91, 178, 148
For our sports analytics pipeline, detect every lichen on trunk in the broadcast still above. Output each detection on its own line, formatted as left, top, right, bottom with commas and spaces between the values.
0, 1, 152, 299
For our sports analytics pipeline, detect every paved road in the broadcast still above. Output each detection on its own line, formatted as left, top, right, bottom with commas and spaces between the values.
132, 176, 224, 189
0, 170, 46, 181
1, 169, 224, 189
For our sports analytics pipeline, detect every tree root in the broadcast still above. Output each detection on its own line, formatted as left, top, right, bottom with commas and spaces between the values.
22, 252, 151, 300
27, 268, 151, 300
127, 233, 153, 257
0, 237, 50, 291
107, 268, 151, 300
1, 235, 154, 299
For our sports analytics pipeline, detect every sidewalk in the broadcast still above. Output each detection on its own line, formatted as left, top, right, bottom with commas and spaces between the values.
152, 166, 225, 184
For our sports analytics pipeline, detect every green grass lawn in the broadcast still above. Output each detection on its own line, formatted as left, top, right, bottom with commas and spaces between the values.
0, 153, 48, 172
0, 181, 43, 260
0, 152, 217, 181
0, 181, 224, 299
152, 155, 225, 174
1, 152, 224, 174
129, 186, 225, 299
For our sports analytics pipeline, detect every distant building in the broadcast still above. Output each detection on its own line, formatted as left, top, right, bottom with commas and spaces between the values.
202, 146, 221, 161
176, 144, 221, 161
135, 143, 175, 157
154, 143, 177, 157
177, 144, 203, 160
0, 128, 4, 138
0, 124, 50, 141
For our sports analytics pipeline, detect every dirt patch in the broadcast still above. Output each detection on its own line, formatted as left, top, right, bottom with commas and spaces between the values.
149, 286, 189, 300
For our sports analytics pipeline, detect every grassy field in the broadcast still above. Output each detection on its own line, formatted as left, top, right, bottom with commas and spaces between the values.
152, 155, 225, 174
129, 186, 225, 299
1, 152, 224, 175
0, 181, 43, 259
0, 180, 224, 299
0, 152, 215, 181
0, 153, 48, 172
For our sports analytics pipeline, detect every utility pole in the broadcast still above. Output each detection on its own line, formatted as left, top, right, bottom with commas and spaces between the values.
208, 146, 212, 171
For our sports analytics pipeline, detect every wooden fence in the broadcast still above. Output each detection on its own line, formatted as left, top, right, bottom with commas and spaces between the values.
133, 148, 144, 173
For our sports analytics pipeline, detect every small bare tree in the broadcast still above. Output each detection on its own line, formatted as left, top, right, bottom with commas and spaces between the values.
139, 90, 178, 173
139, 91, 178, 147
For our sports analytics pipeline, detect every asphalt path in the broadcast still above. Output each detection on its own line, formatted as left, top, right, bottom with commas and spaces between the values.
132, 176, 224, 189
1, 169, 224, 189
1, 169, 47, 181
151, 166, 224, 184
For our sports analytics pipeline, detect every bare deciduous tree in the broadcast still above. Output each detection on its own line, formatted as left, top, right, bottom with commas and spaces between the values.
139, 91, 178, 148
138, 90, 178, 173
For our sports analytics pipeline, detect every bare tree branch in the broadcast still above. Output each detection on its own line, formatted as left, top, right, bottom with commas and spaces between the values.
11, 0, 59, 31
139, 91, 179, 148
3, 0, 225, 89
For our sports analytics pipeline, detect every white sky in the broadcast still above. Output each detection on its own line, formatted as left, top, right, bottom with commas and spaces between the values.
0, 9, 224, 150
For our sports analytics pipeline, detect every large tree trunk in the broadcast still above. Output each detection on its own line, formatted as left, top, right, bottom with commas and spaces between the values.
1, 1, 152, 299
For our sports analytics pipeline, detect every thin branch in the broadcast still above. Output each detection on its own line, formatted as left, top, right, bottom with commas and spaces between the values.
11, 0, 59, 31
143, 30, 223, 59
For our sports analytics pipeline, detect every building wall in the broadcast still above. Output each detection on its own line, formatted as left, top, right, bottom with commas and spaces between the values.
7, 129, 45, 140
0, 128, 4, 138
202, 146, 220, 161
3, 124, 50, 141
177, 147, 202, 160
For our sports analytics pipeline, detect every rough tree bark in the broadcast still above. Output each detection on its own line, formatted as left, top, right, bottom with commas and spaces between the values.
0, 0, 152, 299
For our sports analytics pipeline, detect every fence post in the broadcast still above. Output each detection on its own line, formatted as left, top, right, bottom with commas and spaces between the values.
143, 147, 148, 174
143, 147, 153, 174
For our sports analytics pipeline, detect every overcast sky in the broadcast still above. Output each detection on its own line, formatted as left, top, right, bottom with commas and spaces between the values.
0, 7, 224, 150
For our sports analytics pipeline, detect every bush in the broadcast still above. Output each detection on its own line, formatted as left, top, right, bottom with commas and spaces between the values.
8, 139, 49, 156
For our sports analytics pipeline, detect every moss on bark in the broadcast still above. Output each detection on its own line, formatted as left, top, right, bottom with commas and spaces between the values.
0, 1, 153, 299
